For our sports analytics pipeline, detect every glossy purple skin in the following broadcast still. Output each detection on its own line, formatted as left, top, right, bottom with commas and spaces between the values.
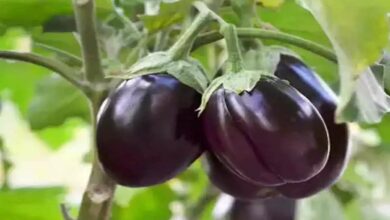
275, 55, 350, 198
202, 77, 330, 186
204, 153, 278, 200
229, 196, 296, 220
96, 74, 203, 187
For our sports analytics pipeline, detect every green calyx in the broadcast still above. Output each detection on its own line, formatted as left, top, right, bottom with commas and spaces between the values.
198, 24, 272, 113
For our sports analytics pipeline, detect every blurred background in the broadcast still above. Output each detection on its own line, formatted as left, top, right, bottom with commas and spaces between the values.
1, 0, 390, 220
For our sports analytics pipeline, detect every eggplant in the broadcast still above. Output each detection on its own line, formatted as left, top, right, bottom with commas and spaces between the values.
203, 55, 350, 199
202, 76, 330, 187
204, 153, 277, 200
96, 74, 203, 187
275, 55, 350, 198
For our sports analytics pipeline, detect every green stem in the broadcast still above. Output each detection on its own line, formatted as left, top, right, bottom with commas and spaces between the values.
221, 24, 244, 73
73, 0, 105, 84
192, 29, 338, 63
34, 43, 83, 67
77, 98, 116, 220
0, 51, 88, 91
231, 0, 256, 27
73, 0, 116, 220
168, 11, 211, 60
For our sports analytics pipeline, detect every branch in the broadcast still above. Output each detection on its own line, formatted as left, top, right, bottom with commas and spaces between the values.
193, 28, 338, 63
34, 42, 83, 66
0, 51, 88, 91
77, 159, 116, 220
73, 0, 105, 84
73, 0, 116, 220
76, 92, 116, 220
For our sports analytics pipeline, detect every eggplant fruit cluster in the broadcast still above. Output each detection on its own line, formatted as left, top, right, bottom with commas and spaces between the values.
203, 55, 349, 199
95, 55, 349, 200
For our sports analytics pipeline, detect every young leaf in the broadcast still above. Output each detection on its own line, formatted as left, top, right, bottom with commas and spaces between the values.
27, 74, 90, 130
339, 68, 390, 123
297, 0, 390, 123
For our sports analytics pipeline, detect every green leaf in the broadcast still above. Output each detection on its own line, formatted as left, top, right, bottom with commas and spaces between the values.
27, 74, 90, 130
0, 0, 113, 28
297, 0, 390, 123
111, 52, 209, 93
139, 0, 194, 33
165, 58, 209, 93
112, 184, 175, 220
0, 187, 65, 220
338, 69, 390, 123
296, 191, 345, 220
259, 1, 331, 46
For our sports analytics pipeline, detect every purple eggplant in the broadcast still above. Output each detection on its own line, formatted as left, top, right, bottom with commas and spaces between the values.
96, 74, 203, 187
202, 76, 330, 187
204, 153, 278, 200
275, 55, 350, 198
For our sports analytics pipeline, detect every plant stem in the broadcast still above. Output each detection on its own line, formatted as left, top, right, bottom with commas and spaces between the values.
34, 42, 84, 67
168, 11, 211, 60
0, 51, 88, 91
73, 0, 105, 84
192, 29, 338, 63
73, 0, 116, 219
221, 24, 244, 73
77, 98, 116, 220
